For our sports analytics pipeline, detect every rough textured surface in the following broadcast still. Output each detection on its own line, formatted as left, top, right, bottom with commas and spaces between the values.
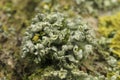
74, 0, 120, 15
0, 0, 120, 80
21, 12, 98, 80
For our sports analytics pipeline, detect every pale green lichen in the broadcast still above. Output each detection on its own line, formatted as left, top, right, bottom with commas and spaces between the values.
21, 12, 96, 64
75, 0, 120, 15
21, 12, 102, 80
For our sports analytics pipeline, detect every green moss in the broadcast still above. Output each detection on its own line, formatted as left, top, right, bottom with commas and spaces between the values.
98, 12, 120, 57
32, 34, 40, 43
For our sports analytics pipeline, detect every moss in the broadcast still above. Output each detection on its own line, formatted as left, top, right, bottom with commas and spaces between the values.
32, 34, 40, 43
98, 12, 120, 57
98, 12, 120, 79
107, 72, 120, 80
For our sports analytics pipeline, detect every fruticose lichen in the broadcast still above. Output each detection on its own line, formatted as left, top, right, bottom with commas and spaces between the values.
75, 0, 120, 15
21, 12, 102, 80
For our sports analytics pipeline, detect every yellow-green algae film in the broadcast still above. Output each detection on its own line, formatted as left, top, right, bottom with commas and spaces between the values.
98, 12, 120, 57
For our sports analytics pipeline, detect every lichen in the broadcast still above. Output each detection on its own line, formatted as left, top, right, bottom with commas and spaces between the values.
74, 0, 120, 15
21, 12, 102, 79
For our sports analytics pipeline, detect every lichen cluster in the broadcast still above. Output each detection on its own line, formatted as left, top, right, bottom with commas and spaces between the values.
75, 0, 120, 15
21, 12, 101, 80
